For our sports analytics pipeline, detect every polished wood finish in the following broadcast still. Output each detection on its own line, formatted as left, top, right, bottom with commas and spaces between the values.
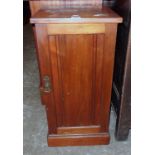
30, 7, 122, 23
57, 126, 100, 134
48, 133, 110, 146
30, 1, 122, 146
47, 23, 105, 34
29, 0, 103, 16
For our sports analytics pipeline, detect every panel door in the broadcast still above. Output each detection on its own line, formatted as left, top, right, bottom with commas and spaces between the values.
35, 24, 117, 135
48, 33, 106, 133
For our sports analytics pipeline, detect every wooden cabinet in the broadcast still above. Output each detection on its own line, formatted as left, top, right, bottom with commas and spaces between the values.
30, 0, 122, 146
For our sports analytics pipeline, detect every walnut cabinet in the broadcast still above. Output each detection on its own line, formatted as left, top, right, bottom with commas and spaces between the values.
30, 0, 122, 146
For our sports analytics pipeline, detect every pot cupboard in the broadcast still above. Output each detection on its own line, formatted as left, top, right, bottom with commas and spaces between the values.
29, 0, 122, 146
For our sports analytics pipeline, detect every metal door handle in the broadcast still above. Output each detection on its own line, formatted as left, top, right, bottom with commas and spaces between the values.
43, 75, 51, 93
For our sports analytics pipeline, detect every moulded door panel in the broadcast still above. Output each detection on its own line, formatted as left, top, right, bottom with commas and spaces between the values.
48, 33, 106, 131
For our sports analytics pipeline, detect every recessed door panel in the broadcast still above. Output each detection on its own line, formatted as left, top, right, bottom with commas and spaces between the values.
48, 34, 105, 128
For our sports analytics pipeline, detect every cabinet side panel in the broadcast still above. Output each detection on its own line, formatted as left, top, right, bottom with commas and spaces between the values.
35, 24, 57, 134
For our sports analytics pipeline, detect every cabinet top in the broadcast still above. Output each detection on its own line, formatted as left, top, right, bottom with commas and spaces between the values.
30, 6, 123, 24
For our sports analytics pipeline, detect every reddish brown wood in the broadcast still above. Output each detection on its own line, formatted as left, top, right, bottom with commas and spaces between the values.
48, 133, 110, 146
29, 0, 103, 16
57, 126, 100, 134
30, 2, 122, 146
35, 24, 57, 133
30, 7, 122, 24
56, 34, 95, 126
47, 24, 105, 34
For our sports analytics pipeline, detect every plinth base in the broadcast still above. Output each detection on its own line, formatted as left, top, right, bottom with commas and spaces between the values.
48, 133, 110, 146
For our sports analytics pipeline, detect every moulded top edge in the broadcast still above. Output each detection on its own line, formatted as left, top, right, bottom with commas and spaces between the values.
30, 7, 123, 24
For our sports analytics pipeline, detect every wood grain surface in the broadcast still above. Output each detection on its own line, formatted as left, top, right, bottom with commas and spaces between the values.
29, 0, 103, 15
30, 7, 122, 23
30, 1, 122, 146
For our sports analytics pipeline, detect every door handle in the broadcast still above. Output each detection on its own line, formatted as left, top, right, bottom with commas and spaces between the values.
42, 75, 52, 93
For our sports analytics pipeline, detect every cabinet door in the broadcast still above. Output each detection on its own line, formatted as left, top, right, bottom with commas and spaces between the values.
49, 34, 104, 127
35, 24, 117, 136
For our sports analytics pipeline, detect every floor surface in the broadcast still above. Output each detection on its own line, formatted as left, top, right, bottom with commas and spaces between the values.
23, 24, 131, 155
